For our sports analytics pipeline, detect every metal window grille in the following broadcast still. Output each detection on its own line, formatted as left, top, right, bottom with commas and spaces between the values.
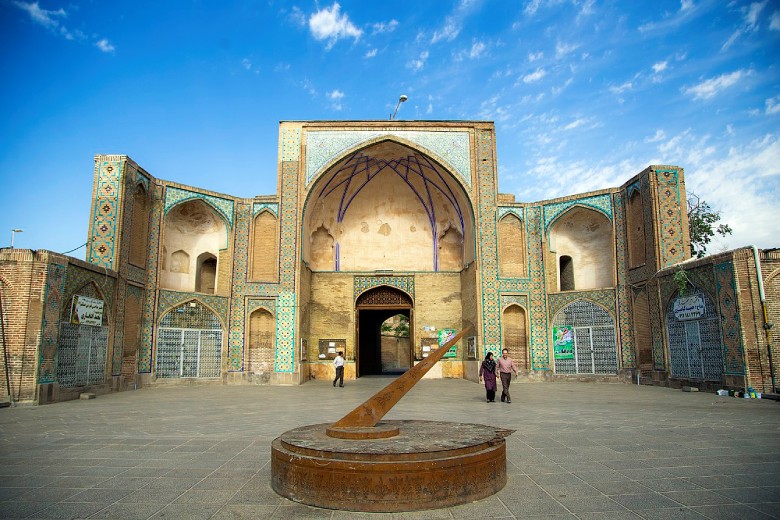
57, 323, 109, 387
156, 302, 223, 378
666, 291, 723, 381
552, 300, 618, 374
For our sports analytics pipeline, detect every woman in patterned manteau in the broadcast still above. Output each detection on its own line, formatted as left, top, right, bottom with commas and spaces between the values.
478, 352, 497, 402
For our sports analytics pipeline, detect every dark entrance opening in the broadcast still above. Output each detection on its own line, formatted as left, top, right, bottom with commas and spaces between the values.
355, 286, 413, 377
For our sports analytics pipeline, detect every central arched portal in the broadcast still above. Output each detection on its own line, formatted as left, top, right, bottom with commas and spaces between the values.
356, 286, 413, 377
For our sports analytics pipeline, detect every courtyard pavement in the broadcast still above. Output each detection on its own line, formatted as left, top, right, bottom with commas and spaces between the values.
0, 378, 779, 520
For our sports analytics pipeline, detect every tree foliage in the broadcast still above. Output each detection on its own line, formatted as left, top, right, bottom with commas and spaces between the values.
687, 192, 732, 258
381, 314, 409, 337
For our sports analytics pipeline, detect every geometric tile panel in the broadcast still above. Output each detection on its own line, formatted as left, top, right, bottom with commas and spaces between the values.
526, 206, 550, 370
655, 169, 687, 267
253, 202, 279, 217
157, 290, 230, 330
275, 125, 302, 372
497, 206, 523, 221
647, 280, 666, 371
164, 186, 235, 228
88, 159, 123, 269
543, 193, 612, 232
139, 183, 164, 373
476, 129, 501, 358
613, 191, 635, 368
500, 294, 528, 310
547, 289, 616, 322
306, 130, 472, 188
354, 276, 414, 302
715, 262, 744, 375
39, 263, 66, 384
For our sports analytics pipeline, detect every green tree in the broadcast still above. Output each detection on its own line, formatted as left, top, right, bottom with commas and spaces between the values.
687, 192, 733, 258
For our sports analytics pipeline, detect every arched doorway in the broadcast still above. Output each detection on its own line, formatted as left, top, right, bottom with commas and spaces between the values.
355, 286, 413, 377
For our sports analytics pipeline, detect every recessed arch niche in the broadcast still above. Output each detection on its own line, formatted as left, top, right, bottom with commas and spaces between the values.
161, 199, 227, 292
302, 139, 475, 272
548, 206, 614, 291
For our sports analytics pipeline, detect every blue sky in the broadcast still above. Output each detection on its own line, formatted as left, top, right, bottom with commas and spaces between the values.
1, 0, 778, 258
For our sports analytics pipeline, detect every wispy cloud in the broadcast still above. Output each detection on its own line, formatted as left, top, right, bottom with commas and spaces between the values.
522, 68, 547, 84
609, 81, 633, 94
364, 48, 378, 59
555, 41, 578, 59
327, 89, 345, 110
766, 95, 780, 115
721, 0, 768, 51
308, 2, 362, 50
638, 0, 702, 33
407, 50, 429, 71
645, 129, 666, 143
771, 11, 780, 30
563, 118, 586, 130
469, 40, 487, 59
683, 70, 749, 100
431, 0, 479, 43
371, 19, 398, 34
528, 51, 543, 62
96, 39, 115, 54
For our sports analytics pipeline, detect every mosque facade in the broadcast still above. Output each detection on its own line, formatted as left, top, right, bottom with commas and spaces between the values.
0, 120, 777, 404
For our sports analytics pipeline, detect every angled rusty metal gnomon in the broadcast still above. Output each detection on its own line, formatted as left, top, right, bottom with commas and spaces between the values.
271, 326, 512, 512
326, 326, 473, 439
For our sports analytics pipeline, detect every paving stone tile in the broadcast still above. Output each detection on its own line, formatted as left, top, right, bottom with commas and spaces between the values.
689, 504, 776, 519
148, 503, 222, 519
89, 501, 167, 520
612, 493, 687, 511
502, 497, 570, 516
449, 497, 512, 518
270, 503, 334, 518
639, 479, 705, 493
659, 490, 738, 506
555, 495, 626, 514
210, 504, 279, 519
26, 501, 106, 519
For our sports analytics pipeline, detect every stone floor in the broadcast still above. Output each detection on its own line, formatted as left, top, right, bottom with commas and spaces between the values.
0, 377, 778, 519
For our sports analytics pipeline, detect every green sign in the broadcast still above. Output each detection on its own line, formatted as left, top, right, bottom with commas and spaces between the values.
553, 326, 574, 360
438, 329, 457, 358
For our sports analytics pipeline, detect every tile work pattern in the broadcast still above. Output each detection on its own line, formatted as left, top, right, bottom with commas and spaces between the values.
1, 379, 778, 520
715, 262, 745, 375
88, 159, 123, 270
305, 130, 472, 188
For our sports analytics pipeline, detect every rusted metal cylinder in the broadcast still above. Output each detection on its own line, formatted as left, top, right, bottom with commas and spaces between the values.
271, 420, 507, 512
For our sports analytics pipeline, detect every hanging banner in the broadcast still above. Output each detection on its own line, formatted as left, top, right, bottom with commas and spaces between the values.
437, 328, 457, 358
553, 326, 574, 359
673, 295, 705, 320
70, 295, 104, 326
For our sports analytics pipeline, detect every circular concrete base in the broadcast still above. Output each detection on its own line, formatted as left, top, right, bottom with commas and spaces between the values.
271, 420, 507, 512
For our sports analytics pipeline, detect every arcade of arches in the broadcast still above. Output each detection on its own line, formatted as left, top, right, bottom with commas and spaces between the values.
5, 120, 776, 406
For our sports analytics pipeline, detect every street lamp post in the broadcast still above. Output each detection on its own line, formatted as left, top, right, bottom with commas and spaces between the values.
10, 229, 22, 249
390, 95, 408, 120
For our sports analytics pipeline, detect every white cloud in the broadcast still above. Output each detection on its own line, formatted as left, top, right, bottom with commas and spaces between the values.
289, 6, 306, 27
427, 103, 433, 115
14, 1, 66, 30
638, 0, 700, 33
432, 18, 460, 43
680, 0, 694, 11
241, 58, 252, 70
555, 41, 578, 59
96, 39, 115, 53
645, 129, 666, 143
302, 79, 317, 97
327, 89, 345, 111
766, 96, 780, 115
364, 48, 378, 59
652, 61, 668, 73
771, 11, 780, 30
407, 50, 429, 71
528, 51, 543, 62
372, 19, 398, 34
609, 81, 633, 94
682, 70, 748, 100
469, 41, 486, 59
563, 118, 585, 130
721, 1, 767, 51
523, 0, 543, 16
309, 2, 362, 50
522, 68, 547, 84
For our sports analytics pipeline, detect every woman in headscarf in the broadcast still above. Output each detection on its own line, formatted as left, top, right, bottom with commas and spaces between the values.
478, 352, 497, 402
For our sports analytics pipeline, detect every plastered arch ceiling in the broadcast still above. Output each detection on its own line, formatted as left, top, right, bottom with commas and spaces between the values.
304, 140, 474, 272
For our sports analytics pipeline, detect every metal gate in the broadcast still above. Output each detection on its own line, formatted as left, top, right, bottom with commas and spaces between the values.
553, 300, 618, 374
156, 301, 223, 379
666, 291, 722, 380
57, 323, 109, 387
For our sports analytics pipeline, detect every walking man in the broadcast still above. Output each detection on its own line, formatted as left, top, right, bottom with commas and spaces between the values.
333, 351, 345, 387
497, 348, 518, 403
